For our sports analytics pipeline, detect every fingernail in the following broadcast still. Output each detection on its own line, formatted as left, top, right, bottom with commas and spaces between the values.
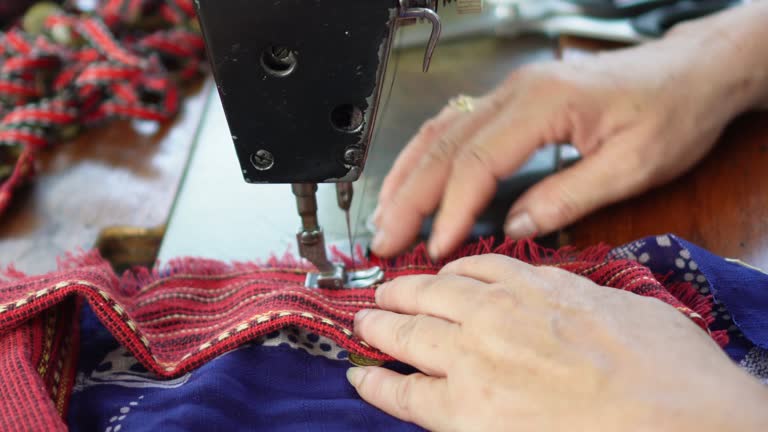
346, 367, 367, 387
505, 211, 537, 239
427, 240, 441, 261
371, 230, 386, 252
355, 309, 372, 322
427, 232, 444, 261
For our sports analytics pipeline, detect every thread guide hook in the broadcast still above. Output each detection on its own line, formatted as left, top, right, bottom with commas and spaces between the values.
397, 0, 443, 73
396, 0, 485, 72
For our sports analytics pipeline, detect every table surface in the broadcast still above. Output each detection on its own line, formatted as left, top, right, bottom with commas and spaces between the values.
2, 31, 768, 274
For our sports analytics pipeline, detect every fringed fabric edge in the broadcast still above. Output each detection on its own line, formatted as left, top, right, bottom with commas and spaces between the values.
0, 237, 726, 381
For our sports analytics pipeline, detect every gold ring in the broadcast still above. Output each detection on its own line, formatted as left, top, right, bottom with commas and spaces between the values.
448, 94, 475, 113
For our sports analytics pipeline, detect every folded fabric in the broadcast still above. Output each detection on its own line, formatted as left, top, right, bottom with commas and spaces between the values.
675, 237, 768, 352
612, 234, 768, 380
0, 237, 729, 431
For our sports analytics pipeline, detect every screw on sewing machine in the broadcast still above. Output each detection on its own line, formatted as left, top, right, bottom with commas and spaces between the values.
343, 147, 363, 167
271, 46, 290, 60
299, 230, 322, 246
260, 45, 297, 77
250, 149, 275, 171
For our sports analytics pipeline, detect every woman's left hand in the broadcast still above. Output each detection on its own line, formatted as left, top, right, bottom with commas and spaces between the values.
347, 254, 768, 432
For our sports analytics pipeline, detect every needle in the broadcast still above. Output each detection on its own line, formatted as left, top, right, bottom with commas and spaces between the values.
336, 182, 355, 270
345, 209, 354, 269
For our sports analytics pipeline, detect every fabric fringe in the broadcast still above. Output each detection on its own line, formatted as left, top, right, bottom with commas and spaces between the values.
6, 237, 719, 327
0, 265, 27, 282
2, 237, 612, 288
8, 237, 717, 327
0, 237, 728, 372
329, 237, 615, 271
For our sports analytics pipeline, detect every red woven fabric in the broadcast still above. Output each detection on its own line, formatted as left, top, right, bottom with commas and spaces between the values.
0, 239, 726, 431
0, 0, 205, 214
0, 299, 80, 432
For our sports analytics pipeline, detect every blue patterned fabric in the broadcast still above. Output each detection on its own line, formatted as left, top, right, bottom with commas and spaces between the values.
676, 238, 768, 350
67, 234, 768, 431
610, 234, 768, 381
68, 304, 422, 432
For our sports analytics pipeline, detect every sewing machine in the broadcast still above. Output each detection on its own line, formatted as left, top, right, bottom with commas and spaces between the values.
169, 0, 728, 287
191, 0, 484, 289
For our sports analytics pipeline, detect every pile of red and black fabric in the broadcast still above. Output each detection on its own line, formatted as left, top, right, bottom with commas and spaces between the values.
0, 0, 206, 214
0, 237, 731, 431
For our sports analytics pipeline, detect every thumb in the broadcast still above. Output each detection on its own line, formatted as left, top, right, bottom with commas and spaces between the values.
504, 145, 647, 238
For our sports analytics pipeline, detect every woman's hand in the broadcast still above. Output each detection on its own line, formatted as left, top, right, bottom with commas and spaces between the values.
348, 255, 768, 432
371, 2, 768, 260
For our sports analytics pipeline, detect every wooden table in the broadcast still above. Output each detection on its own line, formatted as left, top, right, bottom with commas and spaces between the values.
2, 32, 767, 274
567, 111, 768, 266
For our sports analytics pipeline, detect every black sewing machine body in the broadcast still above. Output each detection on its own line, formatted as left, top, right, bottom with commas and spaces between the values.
194, 0, 400, 184
193, 0, 449, 287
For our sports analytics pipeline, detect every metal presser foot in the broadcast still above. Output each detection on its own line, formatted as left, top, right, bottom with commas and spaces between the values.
305, 266, 386, 290
292, 184, 384, 289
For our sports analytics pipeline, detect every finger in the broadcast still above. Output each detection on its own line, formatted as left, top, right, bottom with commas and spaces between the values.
428, 107, 550, 259
375, 274, 489, 322
347, 366, 450, 430
439, 254, 532, 284
354, 309, 459, 377
372, 95, 504, 258
504, 140, 645, 239
378, 106, 461, 206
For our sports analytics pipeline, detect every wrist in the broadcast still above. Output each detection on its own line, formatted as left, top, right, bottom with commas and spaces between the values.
666, 1, 768, 115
